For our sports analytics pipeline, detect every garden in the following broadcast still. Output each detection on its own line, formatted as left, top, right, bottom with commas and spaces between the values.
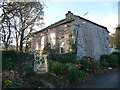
1, 50, 120, 88
49, 52, 119, 85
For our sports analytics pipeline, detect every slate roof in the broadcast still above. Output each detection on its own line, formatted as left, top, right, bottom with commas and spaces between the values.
34, 18, 74, 34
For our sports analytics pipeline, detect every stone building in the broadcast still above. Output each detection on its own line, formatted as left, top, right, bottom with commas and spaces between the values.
31, 11, 110, 60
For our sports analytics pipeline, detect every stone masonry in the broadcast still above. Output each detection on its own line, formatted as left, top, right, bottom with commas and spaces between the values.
31, 11, 110, 60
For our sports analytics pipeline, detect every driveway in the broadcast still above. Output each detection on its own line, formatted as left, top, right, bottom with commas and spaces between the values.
68, 71, 119, 88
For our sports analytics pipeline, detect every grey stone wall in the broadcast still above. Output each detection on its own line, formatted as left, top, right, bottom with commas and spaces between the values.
31, 12, 110, 60
75, 17, 110, 60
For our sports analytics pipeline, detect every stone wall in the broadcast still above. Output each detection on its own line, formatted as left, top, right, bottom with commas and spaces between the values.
75, 17, 110, 60
31, 21, 75, 54
31, 11, 110, 60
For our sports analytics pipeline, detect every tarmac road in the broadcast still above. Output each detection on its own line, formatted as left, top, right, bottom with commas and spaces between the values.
69, 71, 119, 88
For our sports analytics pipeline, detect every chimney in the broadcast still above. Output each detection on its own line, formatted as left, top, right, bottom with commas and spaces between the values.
65, 11, 73, 20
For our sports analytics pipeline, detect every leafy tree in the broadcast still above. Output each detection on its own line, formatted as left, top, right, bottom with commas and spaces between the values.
109, 25, 120, 50
115, 26, 120, 49
109, 34, 115, 48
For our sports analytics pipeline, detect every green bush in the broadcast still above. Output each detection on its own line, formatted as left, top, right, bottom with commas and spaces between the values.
100, 58, 109, 69
49, 62, 91, 84
76, 56, 99, 73
50, 62, 63, 76
50, 62, 76, 77
48, 52, 76, 64
67, 64, 80, 83
112, 52, 120, 66
2, 50, 19, 70
100, 54, 118, 67
67, 65, 91, 83
79, 70, 91, 80
2, 70, 20, 88
60, 63, 69, 76
2, 50, 34, 75
77, 59, 91, 70
99, 65, 107, 70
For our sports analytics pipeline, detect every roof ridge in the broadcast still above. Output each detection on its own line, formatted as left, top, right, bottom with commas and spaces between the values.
34, 13, 109, 35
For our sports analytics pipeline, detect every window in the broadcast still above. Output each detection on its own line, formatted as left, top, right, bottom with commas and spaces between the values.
40, 36, 45, 50
35, 43, 39, 50
50, 33, 56, 49
65, 24, 68, 27
60, 42, 65, 53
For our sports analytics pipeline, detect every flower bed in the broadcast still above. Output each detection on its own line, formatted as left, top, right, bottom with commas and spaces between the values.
76, 56, 99, 74
2, 70, 31, 88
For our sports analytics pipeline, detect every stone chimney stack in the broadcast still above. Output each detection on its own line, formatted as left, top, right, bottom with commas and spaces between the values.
65, 11, 73, 19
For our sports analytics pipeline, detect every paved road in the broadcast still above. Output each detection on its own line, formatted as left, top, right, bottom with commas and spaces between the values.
69, 71, 119, 88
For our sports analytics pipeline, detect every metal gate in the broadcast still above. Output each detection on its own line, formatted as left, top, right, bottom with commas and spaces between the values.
34, 54, 48, 73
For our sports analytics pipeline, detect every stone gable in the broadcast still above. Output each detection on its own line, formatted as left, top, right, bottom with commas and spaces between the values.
31, 11, 110, 60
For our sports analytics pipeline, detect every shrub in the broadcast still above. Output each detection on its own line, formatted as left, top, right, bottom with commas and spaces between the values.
2, 50, 19, 70
100, 54, 118, 67
76, 63, 83, 70
67, 65, 91, 83
77, 59, 91, 71
50, 62, 92, 84
48, 52, 76, 64
100, 58, 109, 68
67, 64, 81, 83
76, 56, 99, 73
50, 62, 63, 76
2, 50, 34, 75
112, 52, 120, 66
60, 63, 69, 76
99, 65, 107, 70
50, 62, 76, 77
79, 70, 91, 81
2, 70, 20, 88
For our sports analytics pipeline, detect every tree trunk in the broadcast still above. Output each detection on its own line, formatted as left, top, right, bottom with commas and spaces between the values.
19, 31, 24, 51
15, 32, 19, 51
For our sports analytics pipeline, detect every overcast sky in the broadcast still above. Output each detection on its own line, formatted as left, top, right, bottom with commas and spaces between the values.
42, 0, 119, 34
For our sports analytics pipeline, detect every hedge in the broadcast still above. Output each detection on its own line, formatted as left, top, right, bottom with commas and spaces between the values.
1, 50, 34, 75
112, 52, 120, 66
2, 50, 19, 70
48, 52, 76, 64
100, 54, 118, 67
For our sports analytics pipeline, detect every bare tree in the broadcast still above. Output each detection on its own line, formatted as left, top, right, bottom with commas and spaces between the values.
0, 2, 14, 50
0, 1, 44, 51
